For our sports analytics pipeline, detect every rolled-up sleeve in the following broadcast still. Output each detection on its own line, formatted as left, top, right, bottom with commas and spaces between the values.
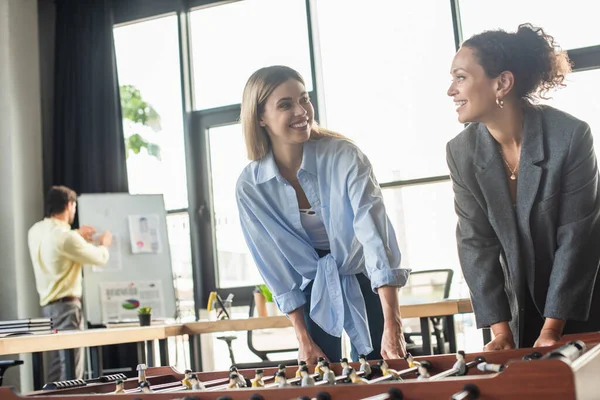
344, 146, 409, 291
237, 186, 306, 314
62, 232, 109, 266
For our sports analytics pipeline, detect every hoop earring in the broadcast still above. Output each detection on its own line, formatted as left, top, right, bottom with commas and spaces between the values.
496, 97, 504, 109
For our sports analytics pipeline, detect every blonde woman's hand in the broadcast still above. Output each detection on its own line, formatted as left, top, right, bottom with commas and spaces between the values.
297, 338, 328, 364
381, 317, 406, 359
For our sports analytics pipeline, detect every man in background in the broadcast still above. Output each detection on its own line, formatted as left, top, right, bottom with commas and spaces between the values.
28, 185, 113, 382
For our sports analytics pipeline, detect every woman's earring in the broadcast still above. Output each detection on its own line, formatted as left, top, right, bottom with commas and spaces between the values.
496, 97, 504, 109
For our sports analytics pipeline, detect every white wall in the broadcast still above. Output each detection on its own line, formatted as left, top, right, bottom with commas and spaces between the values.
0, 0, 45, 392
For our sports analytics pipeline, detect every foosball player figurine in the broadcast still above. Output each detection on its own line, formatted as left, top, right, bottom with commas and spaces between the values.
113, 379, 125, 394
137, 363, 147, 383
251, 369, 265, 387
453, 351, 467, 376
404, 353, 420, 368
314, 356, 326, 378
378, 360, 401, 380
227, 373, 241, 389
340, 358, 351, 376
275, 371, 289, 388
417, 361, 432, 380
139, 381, 153, 393
358, 354, 372, 377
300, 365, 315, 387
296, 361, 307, 378
321, 362, 335, 385
477, 362, 505, 373
347, 367, 368, 384
190, 374, 205, 390
229, 366, 247, 387
277, 364, 287, 376
182, 369, 193, 389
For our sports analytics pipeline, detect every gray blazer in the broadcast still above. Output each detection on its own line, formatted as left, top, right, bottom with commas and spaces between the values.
446, 105, 600, 347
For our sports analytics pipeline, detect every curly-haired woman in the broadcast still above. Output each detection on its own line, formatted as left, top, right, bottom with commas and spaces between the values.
446, 23, 600, 350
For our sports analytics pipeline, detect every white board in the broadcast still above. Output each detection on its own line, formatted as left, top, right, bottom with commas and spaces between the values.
78, 193, 176, 324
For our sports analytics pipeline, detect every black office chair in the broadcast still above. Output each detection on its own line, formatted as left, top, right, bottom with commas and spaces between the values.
0, 360, 24, 386
400, 269, 454, 355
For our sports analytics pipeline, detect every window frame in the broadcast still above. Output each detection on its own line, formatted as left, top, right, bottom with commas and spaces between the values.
114, 0, 600, 317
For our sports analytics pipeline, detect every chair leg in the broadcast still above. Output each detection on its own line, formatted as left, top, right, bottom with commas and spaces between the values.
225, 339, 236, 365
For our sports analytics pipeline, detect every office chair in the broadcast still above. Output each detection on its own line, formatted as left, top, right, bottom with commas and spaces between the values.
0, 360, 24, 386
400, 269, 454, 355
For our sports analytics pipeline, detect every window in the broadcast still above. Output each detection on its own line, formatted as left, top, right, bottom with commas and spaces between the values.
114, 15, 188, 210
315, 0, 463, 182
114, 15, 194, 317
459, 0, 600, 49
540, 69, 600, 155
207, 123, 263, 288
167, 212, 195, 319
382, 181, 459, 272
314, 0, 463, 278
189, 0, 313, 110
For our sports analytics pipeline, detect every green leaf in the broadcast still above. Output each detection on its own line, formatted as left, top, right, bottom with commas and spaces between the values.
120, 84, 162, 160
256, 284, 273, 303
120, 85, 161, 127
137, 306, 152, 315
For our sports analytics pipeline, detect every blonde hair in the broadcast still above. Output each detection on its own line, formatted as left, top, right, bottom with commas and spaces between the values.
240, 65, 346, 161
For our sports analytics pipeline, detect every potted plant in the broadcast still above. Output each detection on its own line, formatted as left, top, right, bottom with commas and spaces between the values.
255, 284, 278, 316
137, 306, 152, 326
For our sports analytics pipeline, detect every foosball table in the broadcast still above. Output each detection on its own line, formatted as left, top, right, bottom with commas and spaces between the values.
1, 332, 599, 400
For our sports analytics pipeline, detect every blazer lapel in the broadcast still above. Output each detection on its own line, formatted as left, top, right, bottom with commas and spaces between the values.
473, 123, 525, 344
516, 106, 545, 293
473, 124, 519, 250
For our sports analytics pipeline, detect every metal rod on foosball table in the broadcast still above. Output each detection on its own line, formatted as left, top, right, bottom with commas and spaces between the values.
263, 373, 319, 388
367, 365, 420, 384
314, 369, 366, 386
428, 356, 485, 381
359, 387, 405, 400
451, 383, 480, 400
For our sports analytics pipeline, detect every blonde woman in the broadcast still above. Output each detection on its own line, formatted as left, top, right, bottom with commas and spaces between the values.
236, 65, 409, 363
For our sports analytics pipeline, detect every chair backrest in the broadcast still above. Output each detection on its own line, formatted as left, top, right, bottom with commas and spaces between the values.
399, 269, 454, 305
247, 295, 298, 361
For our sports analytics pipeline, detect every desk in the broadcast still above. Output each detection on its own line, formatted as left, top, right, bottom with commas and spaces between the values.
183, 299, 476, 368
0, 299, 473, 356
400, 298, 480, 356
0, 325, 181, 389
0, 299, 475, 386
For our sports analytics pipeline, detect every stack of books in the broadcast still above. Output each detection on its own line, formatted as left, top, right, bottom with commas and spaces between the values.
0, 318, 55, 337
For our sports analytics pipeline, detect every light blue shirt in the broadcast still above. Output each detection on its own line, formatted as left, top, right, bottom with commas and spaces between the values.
236, 137, 410, 355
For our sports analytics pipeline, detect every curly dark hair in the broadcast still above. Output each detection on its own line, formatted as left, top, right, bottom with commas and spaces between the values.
462, 23, 572, 102
45, 185, 77, 217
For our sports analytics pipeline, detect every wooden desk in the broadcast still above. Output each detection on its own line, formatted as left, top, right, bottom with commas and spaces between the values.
0, 299, 474, 386
183, 299, 474, 334
0, 325, 182, 390
182, 298, 475, 369
0, 325, 181, 356
400, 298, 476, 356
0, 299, 473, 356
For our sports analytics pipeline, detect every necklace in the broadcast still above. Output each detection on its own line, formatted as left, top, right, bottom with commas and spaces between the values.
499, 148, 520, 180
